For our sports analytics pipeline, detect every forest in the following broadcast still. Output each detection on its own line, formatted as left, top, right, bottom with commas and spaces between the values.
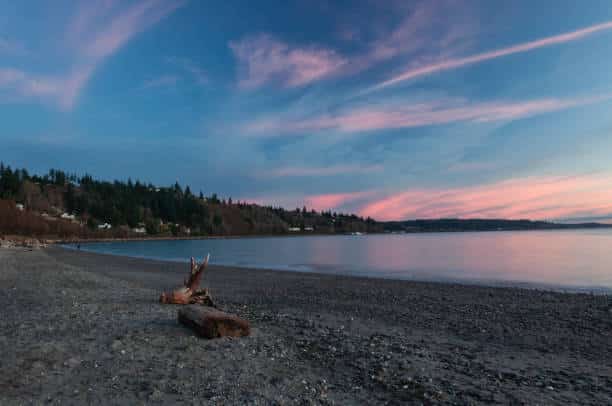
0, 163, 381, 238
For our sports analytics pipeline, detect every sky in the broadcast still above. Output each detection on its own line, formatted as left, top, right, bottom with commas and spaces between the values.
2, 0, 612, 222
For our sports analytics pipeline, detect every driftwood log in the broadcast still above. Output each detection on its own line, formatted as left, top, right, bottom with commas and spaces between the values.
178, 305, 251, 338
159, 254, 215, 306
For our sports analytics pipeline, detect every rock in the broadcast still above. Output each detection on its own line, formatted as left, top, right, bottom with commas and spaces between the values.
178, 305, 250, 339
111, 340, 122, 351
65, 357, 81, 368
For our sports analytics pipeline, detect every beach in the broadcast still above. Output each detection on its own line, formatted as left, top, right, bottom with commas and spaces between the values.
1, 246, 611, 405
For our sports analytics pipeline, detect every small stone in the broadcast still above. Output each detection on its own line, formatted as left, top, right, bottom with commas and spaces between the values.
65, 357, 81, 368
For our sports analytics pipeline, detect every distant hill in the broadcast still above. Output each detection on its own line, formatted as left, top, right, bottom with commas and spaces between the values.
383, 218, 611, 233
0, 163, 609, 240
0, 164, 381, 239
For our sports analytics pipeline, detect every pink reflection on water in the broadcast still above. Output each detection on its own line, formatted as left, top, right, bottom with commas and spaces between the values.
354, 231, 612, 288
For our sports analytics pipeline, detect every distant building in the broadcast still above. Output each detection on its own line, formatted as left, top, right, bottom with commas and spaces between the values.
61, 213, 76, 220
288, 227, 301, 232
15, 203, 24, 211
304, 226, 314, 232
133, 227, 146, 234
98, 222, 112, 230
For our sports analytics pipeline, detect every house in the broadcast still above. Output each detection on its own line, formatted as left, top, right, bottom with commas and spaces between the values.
288, 227, 301, 232
304, 226, 314, 232
15, 203, 24, 211
60, 213, 76, 220
133, 227, 146, 234
98, 222, 112, 230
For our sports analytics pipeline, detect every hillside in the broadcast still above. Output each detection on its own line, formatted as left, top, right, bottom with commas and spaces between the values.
0, 164, 381, 239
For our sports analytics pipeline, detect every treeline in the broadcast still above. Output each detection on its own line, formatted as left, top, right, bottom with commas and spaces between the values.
384, 218, 611, 232
0, 163, 382, 238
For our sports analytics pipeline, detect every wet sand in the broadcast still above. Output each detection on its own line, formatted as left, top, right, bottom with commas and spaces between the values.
1, 246, 611, 404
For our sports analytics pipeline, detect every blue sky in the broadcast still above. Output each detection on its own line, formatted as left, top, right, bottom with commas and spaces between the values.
2, 0, 612, 221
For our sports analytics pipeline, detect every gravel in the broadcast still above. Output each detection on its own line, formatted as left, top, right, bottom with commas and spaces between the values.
1, 246, 611, 405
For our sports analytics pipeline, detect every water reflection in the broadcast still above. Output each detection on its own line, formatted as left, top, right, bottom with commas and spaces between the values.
74, 230, 612, 291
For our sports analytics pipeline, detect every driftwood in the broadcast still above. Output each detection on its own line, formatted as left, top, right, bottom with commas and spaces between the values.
159, 254, 215, 306
178, 305, 251, 338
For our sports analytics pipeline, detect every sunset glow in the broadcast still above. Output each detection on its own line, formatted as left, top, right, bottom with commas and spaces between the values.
2, 1, 612, 222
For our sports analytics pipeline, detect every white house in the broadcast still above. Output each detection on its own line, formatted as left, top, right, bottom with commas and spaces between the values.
61, 213, 76, 220
133, 227, 146, 234
304, 226, 314, 231
288, 227, 301, 232
98, 223, 112, 230
15, 203, 24, 211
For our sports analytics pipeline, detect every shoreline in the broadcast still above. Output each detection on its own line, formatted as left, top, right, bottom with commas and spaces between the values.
61, 243, 612, 296
2, 246, 612, 403
3, 222, 612, 246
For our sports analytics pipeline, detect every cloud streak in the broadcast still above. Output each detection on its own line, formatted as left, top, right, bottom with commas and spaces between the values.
370, 19, 612, 91
358, 173, 612, 221
244, 94, 611, 136
0, 0, 185, 110
141, 74, 180, 89
305, 192, 374, 212
166, 57, 208, 85
257, 164, 383, 178
229, 34, 346, 89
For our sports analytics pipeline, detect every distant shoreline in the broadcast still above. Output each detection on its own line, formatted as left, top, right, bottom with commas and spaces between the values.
4, 221, 612, 246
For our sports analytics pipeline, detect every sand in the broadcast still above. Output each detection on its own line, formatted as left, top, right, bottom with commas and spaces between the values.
1, 246, 611, 405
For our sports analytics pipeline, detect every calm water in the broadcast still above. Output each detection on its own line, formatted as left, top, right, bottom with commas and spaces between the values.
70, 230, 612, 292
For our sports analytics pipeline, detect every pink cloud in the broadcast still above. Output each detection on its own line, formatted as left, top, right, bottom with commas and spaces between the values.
0, 0, 185, 110
239, 191, 374, 212
257, 164, 383, 178
372, 19, 612, 91
358, 173, 612, 221
0, 68, 25, 86
362, 0, 475, 67
305, 192, 373, 212
83, 0, 186, 61
229, 34, 346, 89
166, 57, 208, 86
244, 94, 611, 136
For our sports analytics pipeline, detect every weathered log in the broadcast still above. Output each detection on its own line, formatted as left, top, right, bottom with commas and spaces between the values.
160, 254, 215, 306
178, 305, 251, 339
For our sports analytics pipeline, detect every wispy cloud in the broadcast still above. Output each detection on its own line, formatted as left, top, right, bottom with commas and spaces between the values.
370, 19, 612, 91
243, 191, 374, 212
0, 0, 186, 110
305, 191, 374, 212
141, 74, 180, 89
244, 94, 612, 136
358, 173, 612, 221
357, 0, 475, 70
257, 164, 383, 178
229, 34, 346, 89
166, 56, 208, 85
